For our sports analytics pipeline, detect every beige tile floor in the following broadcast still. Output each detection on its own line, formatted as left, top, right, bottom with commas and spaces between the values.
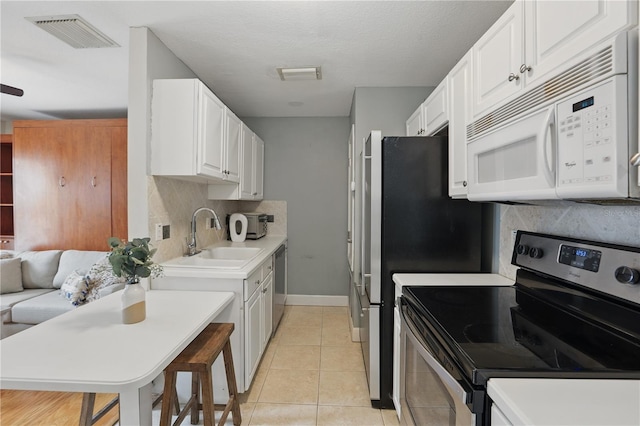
238, 305, 400, 426
152, 305, 399, 425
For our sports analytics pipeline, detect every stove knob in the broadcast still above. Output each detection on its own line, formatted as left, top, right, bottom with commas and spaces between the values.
615, 266, 640, 284
529, 247, 544, 259
516, 244, 530, 255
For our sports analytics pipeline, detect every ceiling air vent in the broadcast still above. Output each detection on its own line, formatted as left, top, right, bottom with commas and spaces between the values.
26, 14, 119, 49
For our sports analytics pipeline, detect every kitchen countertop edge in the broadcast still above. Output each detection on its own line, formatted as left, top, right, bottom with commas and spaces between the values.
159, 235, 287, 279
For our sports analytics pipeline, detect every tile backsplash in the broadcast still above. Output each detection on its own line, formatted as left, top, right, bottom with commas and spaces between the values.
498, 201, 640, 279
148, 176, 287, 263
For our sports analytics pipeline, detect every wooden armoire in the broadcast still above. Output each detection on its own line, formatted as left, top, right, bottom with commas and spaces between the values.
12, 119, 128, 251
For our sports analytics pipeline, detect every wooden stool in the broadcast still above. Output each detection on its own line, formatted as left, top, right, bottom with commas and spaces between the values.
160, 323, 241, 426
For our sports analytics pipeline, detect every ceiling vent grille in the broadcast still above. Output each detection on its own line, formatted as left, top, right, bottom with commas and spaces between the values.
26, 14, 119, 49
467, 45, 614, 140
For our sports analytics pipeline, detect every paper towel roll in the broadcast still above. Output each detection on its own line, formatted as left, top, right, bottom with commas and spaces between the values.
229, 213, 248, 242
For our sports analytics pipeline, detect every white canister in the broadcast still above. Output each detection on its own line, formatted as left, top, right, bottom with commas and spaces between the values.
229, 213, 248, 242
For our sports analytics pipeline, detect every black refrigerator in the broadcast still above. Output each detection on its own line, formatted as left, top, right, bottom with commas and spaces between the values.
360, 131, 492, 408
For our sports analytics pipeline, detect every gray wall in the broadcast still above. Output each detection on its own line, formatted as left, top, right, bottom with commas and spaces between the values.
243, 117, 351, 296
351, 86, 434, 151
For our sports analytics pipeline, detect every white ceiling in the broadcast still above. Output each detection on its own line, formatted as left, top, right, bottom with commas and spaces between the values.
1, 1, 512, 121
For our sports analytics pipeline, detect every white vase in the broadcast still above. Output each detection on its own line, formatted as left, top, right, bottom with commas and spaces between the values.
122, 277, 146, 324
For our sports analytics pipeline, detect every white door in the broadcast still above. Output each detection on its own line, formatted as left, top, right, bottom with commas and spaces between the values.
240, 124, 254, 199
198, 87, 226, 178
424, 79, 448, 136
253, 136, 264, 199
472, 0, 524, 119
244, 287, 262, 385
405, 105, 423, 136
262, 273, 273, 349
524, 0, 635, 87
448, 51, 472, 198
225, 110, 242, 182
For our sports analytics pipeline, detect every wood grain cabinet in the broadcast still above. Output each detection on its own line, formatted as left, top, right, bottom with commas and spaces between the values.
1, 134, 14, 249
12, 119, 127, 251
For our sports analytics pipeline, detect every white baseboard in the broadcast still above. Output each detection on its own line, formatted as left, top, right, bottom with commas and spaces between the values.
285, 294, 348, 307
349, 314, 363, 342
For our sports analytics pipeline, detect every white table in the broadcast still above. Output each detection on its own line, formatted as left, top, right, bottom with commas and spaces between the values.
0, 290, 234, 426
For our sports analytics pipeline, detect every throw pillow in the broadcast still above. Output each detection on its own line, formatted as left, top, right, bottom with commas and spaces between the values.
19, 250, 63, 289
85, 255, 127, 303
60, 270, 91, 306
0, 257, 23, 294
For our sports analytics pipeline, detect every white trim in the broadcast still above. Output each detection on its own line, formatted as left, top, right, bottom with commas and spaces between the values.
285, 294, 348, 307
349, 313, 363, 342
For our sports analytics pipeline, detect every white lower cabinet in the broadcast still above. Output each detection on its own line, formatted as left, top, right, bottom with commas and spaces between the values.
151, 253, 277, 396
244, 257, 273, 385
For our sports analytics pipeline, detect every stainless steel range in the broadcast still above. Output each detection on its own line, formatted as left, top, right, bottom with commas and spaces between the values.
399, 231, 640, 426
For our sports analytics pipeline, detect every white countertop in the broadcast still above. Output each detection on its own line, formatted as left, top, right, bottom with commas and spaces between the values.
161, 235, 287, 279
0, 290, 234, 425
489, 378, 640, 426
393, 273, 514, 287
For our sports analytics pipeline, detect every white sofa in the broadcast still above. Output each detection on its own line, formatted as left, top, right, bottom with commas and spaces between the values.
0, 250, 125, 339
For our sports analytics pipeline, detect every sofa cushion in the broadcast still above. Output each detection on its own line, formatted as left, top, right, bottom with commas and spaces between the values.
18, 250, 63, 289
53, 251, 108, 289
85, 256, 127, 303
10, 290, 75, 325
60, 271, 91, 306
1, 258, 23, 294
0, 289, 56, 322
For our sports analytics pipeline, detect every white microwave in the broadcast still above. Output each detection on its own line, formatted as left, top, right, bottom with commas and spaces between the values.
466, 31, 639, 203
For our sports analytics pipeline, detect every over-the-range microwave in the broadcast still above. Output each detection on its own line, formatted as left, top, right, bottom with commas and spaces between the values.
466, 30, 639, 204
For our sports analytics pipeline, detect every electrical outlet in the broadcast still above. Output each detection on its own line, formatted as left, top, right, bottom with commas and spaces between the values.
162, 224, 170, 240
155, 224, 163, 241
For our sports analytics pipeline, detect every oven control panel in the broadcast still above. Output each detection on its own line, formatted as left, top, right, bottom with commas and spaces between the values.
512, 231, 640, 305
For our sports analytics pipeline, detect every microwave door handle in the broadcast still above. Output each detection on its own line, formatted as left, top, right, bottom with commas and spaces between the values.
540, 107, 556, 186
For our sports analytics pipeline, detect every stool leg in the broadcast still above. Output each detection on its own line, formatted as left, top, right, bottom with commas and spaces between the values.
191, 372, 200, 425
223, 341, 242, 426
79, 393, 96, 426
200, 368, 215, 426
160, 371, 178, 426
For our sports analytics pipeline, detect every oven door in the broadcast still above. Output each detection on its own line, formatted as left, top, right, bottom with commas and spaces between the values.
400, 301, 478, 426
467, 105, 558, 201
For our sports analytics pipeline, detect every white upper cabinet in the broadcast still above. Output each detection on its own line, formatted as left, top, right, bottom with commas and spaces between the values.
225, 110, 242, 183
447, 50, 473, 198
524, 0, 636, 87
472, 0, 524, 119
151, 78, 241, 184
406, 105, 424, 136
240, 123, 254, 199
472, 0, 636, 119
423, 78, 448, 135
406, 80, 449, 137
253, 135, 265, 200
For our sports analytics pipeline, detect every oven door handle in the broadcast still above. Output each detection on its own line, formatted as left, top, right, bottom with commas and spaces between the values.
401, 305, 472, 405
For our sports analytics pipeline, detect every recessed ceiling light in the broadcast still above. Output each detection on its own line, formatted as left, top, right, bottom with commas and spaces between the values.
26, 14, 119, 49
277, 67, 322, 81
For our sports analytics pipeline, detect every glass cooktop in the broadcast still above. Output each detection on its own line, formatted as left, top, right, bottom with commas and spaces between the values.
403, 274, 640, 386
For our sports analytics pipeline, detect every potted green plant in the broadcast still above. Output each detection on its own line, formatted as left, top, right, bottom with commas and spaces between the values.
108, 237, 163, 324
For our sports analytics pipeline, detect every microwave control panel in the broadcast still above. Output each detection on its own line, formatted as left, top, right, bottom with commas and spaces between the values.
556, 76, 628, 198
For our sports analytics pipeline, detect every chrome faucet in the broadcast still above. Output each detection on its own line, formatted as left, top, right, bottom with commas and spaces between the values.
187, 207, 222, 256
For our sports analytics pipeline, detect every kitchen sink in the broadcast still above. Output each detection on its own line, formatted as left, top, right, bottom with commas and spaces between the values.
199, 247, 263, 260
165, 246, 264, 269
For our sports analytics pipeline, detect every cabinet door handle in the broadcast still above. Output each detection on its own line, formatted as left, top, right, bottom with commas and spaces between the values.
262, 287, 268, 294
463, 180, 467, 187
255, 280, 260, 285
630, 153, 640, 167
90, 176, 97, 187
59, 176, 66, 187
520, 64, 532, 74
508, 73, 520, 82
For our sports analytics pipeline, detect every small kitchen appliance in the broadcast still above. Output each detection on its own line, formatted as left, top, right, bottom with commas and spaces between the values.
229, 213, 248, 242
399, 231, 640, 425
227, 213, 268, 240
